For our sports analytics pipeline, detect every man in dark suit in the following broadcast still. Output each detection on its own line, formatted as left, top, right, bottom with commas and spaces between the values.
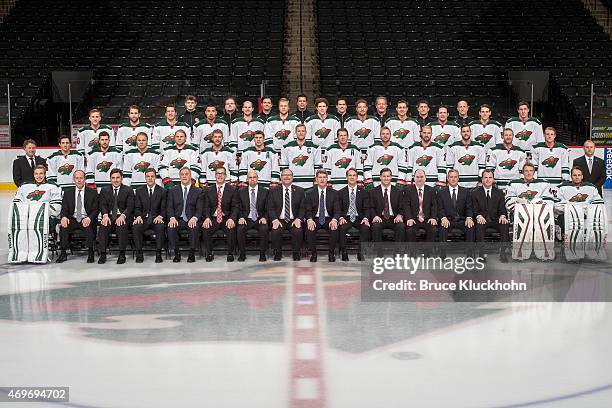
338, 168, 371, 261
405, 169, 438, 242
236, 170, 269, 262
472, 169, 509, 242
437, 169, 475, 242
13, 138, 47, 187
202, 167, 239, 262
370, 168, 405, 242
57, 170, 99, 263
97, 168, 134, 264
573, 139, 605, 196
167, 167, 204, 263
133, 168, 167, 263
268, 169, 306, 261
305, 170, 341, 262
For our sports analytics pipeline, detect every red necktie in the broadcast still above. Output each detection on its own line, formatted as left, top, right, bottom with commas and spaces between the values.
418, 188, 424, 222
216, 187, 223, 224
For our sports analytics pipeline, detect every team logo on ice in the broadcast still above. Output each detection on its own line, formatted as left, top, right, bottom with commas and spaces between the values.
518, 190, 537, 200
250, 160, 267, 171
416, 155, 433, 166
208, 160, 226, 171
134, 161, 151, 173
240, 131, 255, 142
169, 158, 187, 169
292, 155, 309, 167
354, 128, 372, 139
335, 157, 352, 169
475, 133, 493, 144
434, 133, 450, 144
515, 130, 532, 142
377, 154, 394, 165
393, 128, 409, 139
96, 161, 113, 173
499, 159, 518, 170
275, 129, 291, 140
26, 190, 45, 201
569, 193, 588, 202
542, 156, 559, 168
458, 154, 476, 166
58, 163, 74, 175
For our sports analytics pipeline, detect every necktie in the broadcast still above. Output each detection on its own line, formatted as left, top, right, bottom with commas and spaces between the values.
76, 189, 83, 222
486, 189, 491, 207
29, 157, 35, 171
148, 188, 153, 218
113, 188, 119, 218
588, 157, 593, 173
216, 187, 223, 224
318, 190, 326, 225
181, 186, 188, 221
383, 188, 390, 220
451, 188, 457, 208
249, 188, 257, 221
284, 188, 291, 222
348, 188, 357, 223
418, 188, 424, 222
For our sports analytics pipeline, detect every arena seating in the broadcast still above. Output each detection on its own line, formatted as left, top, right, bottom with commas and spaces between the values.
0, 0, 284, 123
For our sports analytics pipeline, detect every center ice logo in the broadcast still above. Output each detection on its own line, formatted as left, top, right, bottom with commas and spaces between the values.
315, 128, 331, 138
542, 156, 559, 168
96, 161, 113, 173
458, 154, 476, 166
377, 154, 394, 165
169, 158, 187, 169
292, 155, 309, 167
250, 159, 267, 171
134, 161, 151, 173
475, 133, 493, 144
515, 130, 532, 142
26, 190, 45, 201
275, 129, 291, 140
58, 163, 74, 175
569, 193, 588, 202
393, 128, 409, 139
499, 158, 517, 170
208, 160, 226, 171
518, 190, 537, 200
240, 131, 255, 141
354, 128, 371, 139
416, 155, 433, 166
434, 133, 450, 144
335, 157, 352, 169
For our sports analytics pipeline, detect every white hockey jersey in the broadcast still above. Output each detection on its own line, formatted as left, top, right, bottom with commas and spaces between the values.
469, 119, 503, 151
193, 118, 231, 153
158, 144, 201, 187
231, 116, 266, 153
505, 178, 554, 212
364, 142, 407, 187
345, 115, 380, 151
531, 142, 570, 185
486, 144, 528, 190
428, 120, 460, 151
264, 114, 301, 154
305, 114, 340, 148
405, 142, 447, 187
199, 146, 238, 186
85, 147, 123, 190
46, 150, 84, 191
238, 147, 280, 188
122, 148, 160, 189
13, 182, 62, 218
385, 116, 421, 149
553, 181, 604, 215
323, 143, 364, 190
116, 122, 153, 154
76, 124, 116, 158
446, 141, 486, 188
279, 141, 322, 189
504, 117, 544, 155
152, 120, 192, 152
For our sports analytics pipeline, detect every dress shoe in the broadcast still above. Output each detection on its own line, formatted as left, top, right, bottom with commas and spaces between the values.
155, 252, 163, 263
86, 249, 95, 263
227, 254, 234, 262
237, 254, 246, 262
135, 251, 144, 263
205, 253, 214, 262
357, 252, 364, 261
341, 251, 349, 262
273, 251, 282, 261
328, 252, 336, 262
310, 253, 317, 262
173, 251, 181, 263
292, 252, 301, 261
56, 251, 67, 263
117, 252, 126, 264
187, 250, 196, 263
97, 253, 106, 264
259, 253, 267, 262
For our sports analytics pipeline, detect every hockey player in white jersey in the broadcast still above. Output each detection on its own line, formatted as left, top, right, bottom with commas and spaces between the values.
280, 123, 322, 189
264, 97, 301, 154
116, 105, 153, 154
13, 165, 62, 218
428, 105, 460, 153
553, 166, 604, 214
152, 105, 192, 152
76, 108, 115, 159
193, 103, 230, 153
469, 104, 503, 151
231, 100, 266, 157
323, 128, 364, 190
158, 128, 200, 188
386, 99, 420, 149
305, 97, 340, 149
446, 125, 486, 188
123, 132, 160, 190
239, 130, 280, 188
363, 126, 407, 189
486, 128, 528, 191
85, 131, 123, 191
505, 163, 554, 213
344, 99, 380, 154
531, 126, 570, 185
46, 135, 84, 192
504, 100, 544, 156
405, 125, 446, 188
199, 129, 238, 187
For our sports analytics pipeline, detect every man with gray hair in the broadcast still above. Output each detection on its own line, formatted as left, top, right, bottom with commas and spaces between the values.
236, 170, 270, 262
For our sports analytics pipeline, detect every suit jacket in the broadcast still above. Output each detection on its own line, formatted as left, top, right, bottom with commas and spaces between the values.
167, 184, 204, 221
134, 184, 167, 222
99, 184, 134, 220
204, 183, 239, 221
338, 186, 370, 222
573, 155, 605, 195
369, 185, 404, 219
13, 155, 47, 187
437, 185, 473, 222
471, 186, 507, 222
267, 184, 306, 221
238, 185, 269, 220
305, 187, 341, 220
404, 184, 437, 221
60, 186, 99, 221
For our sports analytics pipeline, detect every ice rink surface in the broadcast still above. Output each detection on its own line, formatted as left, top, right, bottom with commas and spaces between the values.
1, 191, 612, 408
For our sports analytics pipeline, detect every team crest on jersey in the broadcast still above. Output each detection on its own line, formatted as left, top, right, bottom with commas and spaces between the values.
518, 190, 537, 200
275, 129, 291, 140
169, 158, 187, 169
134, 161, 151, 173
416, 155, 433, 166
335, 157, 352, 169
315, 128, 331, 138
354, 128, 371, 139
377, 154, 394, 165
499, 158, 517, 170
393, 128, 409, 139
515, 130, 532, 141
96, 161, 113, 173
569, 193, 588, 202
205, 132, 214, 142
208, 160, 226, 170
250, 160, 267, 171
475, 133, 493, 144
292, 155, 309, 167
434, 133, 450, 144
26, 190, 45, 201
240, 131, 255, 141
125, 135, 137, 146
542, 156, 559, 168
163, 133, 175, 143
88, 137, 99, 148
58, 163, 74, 175
458, 154, 476, 166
